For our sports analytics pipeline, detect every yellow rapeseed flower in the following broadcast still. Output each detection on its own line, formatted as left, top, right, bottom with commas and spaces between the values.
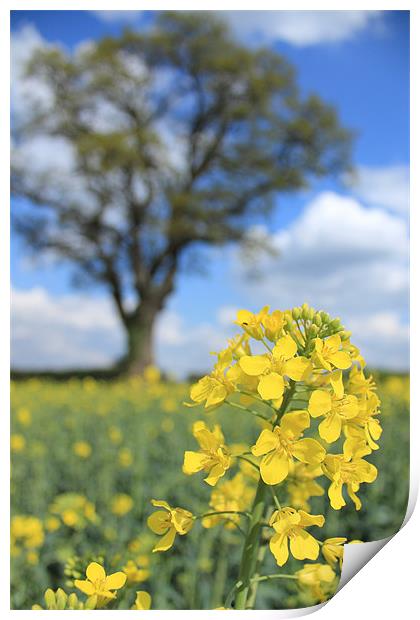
295, 563, 336, 602
322, 443, 377, 510
45, 516, 61, 532
11, 434, 26, 453
286, 462, 324, 511
131, 591, 152, 610
251, 410, 325, 485
73, 441, 92, 459
239, 335, 312, 401
189, 350, 238, 409
123, 558, 150, 584
111, 494, 134, 516
118, 448, 133, 467
75, 562, 126, 608
312, 334, 352, 371
322, 537, 347, 568
269, 507, 325, 566
235, 306, 270, 340
183, 421, 231, 486
202, 473, 253, 529
147, 500, 194, 552
17, 406, 32, 426
308, 374, 359, 443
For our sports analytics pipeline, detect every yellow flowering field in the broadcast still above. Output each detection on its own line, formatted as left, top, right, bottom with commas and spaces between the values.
11, 305, 409, 610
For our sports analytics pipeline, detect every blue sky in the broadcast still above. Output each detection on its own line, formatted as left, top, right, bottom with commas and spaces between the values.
10, 11, 410, 374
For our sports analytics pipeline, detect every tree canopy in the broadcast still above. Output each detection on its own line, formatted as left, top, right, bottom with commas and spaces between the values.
12, 11, 352, 374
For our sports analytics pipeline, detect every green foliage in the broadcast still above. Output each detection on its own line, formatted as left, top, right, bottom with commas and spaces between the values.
11, 374, 409, 609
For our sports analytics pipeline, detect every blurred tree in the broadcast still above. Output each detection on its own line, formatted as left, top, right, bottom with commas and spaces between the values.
12, 11, 352, 375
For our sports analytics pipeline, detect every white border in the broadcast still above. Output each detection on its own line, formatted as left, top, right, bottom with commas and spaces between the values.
2, 1, 417, 617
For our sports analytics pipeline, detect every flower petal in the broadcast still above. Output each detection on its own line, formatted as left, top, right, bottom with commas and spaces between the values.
183, 451, 208, 475
347, 485, 362, 511
147, 510, 170, 535
134, 591, 152, 610
330, 370, 344, 399
260, 449, 289, 485
204, 463, 226, 486
283, 356, 312, 382
269, 533, 289, 567
103, 572, 127, 591
308, 390, 331, 417
86, 562, 106, 583
280, 410, 310, 437
206, 384, 227, 407
251, 429, 279, 456
290, 530, 319, 561
239, 355, 270, 376
75, 580, 95, 596
258, 373, 284, 400
291, 438, 326, 464
329, 351, 352, 370
297, 510, 325, 528
151, 499, 171, 511
325, 334, 341, 353
273, 335, 297, 361
152, 526, 177, 552
328, 481, 346, 510
319, 413, 342, 443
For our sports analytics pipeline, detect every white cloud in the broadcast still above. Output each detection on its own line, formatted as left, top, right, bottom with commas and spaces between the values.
344, 165, 410, 215
91, 11, 143, 23
11, 24, 55, 123
11, 287, 124, 369
231, 191, 409, 369
11, 287, 233, 377
220, 11, 383, 47
11, 191, 409, 373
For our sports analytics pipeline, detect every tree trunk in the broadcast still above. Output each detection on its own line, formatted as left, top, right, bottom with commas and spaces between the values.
120, 305, 157, 377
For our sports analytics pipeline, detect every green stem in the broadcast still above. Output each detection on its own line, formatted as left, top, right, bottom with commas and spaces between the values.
251, 573, 298, 583
234, 477, 268, 609
235, 454, 260, 471
246, 505, 271, 609
225, 399, 270, 422
211, 529, 230, 608
224, 581, 243, 609
261, 338, 273, 353
234, 384, 296, 610
195, 510, 251, 520
269, 485, 282, 511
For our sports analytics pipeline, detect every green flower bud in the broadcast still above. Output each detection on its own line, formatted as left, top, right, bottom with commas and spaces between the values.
341, 330, 352, 341
292, 307, 302, 320
314, 313, 322, 327
301, 303, 310, 319
308, 324, 319, 337
320, 311, 330, 323
56, 589, 68, 610
44, 589, 57, 610
68, 594, 78, 610
85, 596, 98, 610
330, 318, 342, 331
